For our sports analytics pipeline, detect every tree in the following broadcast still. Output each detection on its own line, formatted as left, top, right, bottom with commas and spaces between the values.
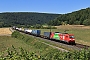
83, 19, 90, 26
74, 21, 80, 25
33, 24, 43, 29
0, 22, 4, 27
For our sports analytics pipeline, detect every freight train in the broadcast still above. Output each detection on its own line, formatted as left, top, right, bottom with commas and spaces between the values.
12, 26, 75, 44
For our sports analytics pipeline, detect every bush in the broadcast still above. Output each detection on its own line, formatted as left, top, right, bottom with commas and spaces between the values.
41, 26, 57, 29
0, 46, 90, 60
12, 31, 24, 39
0, 46, 41, 60
83, 19, 90, 26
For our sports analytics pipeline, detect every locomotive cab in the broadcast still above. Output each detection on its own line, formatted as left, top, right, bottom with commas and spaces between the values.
68, 35, 75, 44
58, 34, 75, 44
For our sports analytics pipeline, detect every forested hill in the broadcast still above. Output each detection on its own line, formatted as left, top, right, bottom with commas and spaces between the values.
0, 12, 60, 27
0, 7, 90, 27
49, 7, 90, 26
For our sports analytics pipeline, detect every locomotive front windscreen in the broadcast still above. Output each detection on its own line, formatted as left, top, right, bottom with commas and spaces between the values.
69, 36, 74, 38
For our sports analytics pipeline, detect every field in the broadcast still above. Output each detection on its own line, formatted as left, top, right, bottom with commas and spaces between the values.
0, 36, 31, 51
0, 28, 12, 36
0, 30, 90, 60
40, 25, 90, 46
0, 28, 90, 59
0, 32, 64, 59
0, 32, 58, 55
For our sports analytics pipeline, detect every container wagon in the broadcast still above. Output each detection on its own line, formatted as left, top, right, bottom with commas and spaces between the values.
31, 30, 41, 36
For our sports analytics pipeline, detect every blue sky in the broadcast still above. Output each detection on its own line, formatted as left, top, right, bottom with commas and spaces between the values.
0, 0, 90, 14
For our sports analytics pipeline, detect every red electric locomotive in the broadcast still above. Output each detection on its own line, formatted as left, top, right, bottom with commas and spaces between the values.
44, 32, 75, 44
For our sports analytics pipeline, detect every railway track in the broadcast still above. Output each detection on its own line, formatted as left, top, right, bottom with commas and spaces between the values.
38, 35, 90, 50
13, 28, 90, 51
73, 43, 90, 49
27, 33, 90, 51
40, 34, 90, 50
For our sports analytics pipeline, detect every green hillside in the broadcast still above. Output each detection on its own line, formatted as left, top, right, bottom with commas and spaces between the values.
48, 7, 90, 26
0, 12, 60, 27
0, 7, 90, 27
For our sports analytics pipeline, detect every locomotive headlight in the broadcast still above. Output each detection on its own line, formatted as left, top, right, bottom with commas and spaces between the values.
69, 39, 71, 40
